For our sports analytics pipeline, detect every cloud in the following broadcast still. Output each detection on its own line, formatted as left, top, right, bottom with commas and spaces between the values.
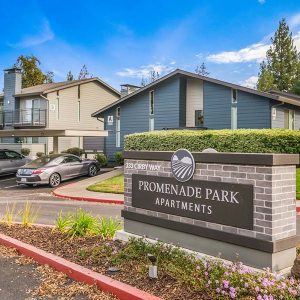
116, 63, 175, 78
258, 0, 265, 4
290, 13, 300, 29
240, 76, 258, 89
8, 19, 54, 48
207, 30, 300, 64
207, 42, 269, 64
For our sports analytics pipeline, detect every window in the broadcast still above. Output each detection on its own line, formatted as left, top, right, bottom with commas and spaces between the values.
77, 101, 81, 122
284, 109, 295, 129
116, 107, 121, 147
5, 151, 21, 159
116, 107, 120, 118
195, 110, 204, 127
232, 89, 237, 103
78, 85, 81, 99
231, 106, 237, 129
149, 91, 154, 115
149, 118, 154, 131
116, 119, 121, 147
64, 155, 81, 163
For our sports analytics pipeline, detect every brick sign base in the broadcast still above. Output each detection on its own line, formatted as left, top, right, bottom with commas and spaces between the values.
121, 151, 299, 272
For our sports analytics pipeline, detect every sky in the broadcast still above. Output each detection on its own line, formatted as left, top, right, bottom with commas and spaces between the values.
1, 0, 300, 91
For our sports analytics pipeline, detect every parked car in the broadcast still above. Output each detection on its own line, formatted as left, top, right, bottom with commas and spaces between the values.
0, 149, 32, 175
16, 154, 100, 187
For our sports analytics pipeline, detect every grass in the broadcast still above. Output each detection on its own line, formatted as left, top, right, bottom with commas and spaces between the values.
86, 175, 124, 194
297, 168, 300, 200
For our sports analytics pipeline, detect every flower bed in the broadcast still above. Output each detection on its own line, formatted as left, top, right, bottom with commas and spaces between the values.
0, 223, 300, 300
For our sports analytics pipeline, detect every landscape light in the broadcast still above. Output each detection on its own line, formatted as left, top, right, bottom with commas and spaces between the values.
147, 254, 157, 279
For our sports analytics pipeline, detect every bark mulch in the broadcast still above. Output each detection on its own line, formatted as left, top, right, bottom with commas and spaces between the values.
0, 224, 214, 300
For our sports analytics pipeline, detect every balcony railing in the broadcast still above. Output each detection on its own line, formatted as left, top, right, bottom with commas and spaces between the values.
0, 109, 47, 128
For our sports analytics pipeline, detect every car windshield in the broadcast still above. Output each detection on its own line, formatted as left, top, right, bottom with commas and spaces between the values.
25, 155, 62, 168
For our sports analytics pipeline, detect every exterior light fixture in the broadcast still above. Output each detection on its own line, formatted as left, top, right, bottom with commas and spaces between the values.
147, 254, 157, 279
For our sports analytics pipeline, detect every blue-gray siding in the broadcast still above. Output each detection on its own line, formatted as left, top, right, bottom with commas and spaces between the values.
237, 91, 271, 128
102, 76, 183, 160
203, 81, 271, 129
203, 81, 232, 129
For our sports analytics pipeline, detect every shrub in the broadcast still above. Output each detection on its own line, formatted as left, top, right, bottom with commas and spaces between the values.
114, 151, 124, 165
98, 217, 122, 239
94, 153, 108, 167
124, 129, 300, 154
36, 152, 44, 158
54, 209, 122, 239
21, 148, 30, 156
62, 147, 84, 157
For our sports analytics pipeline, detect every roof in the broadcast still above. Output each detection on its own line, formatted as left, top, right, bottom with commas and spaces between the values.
269, 90, 300, 101
92, 69, 300, 117
0, 129, 108, 137
14, 77, 120, 97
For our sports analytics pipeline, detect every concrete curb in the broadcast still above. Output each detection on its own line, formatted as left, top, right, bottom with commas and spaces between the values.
0, 233, 161, 300
52, 190, 124, 204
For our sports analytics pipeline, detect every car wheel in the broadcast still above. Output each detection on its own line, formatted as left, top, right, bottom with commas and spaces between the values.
49, 173, 61, 188
88, 164, 98, 177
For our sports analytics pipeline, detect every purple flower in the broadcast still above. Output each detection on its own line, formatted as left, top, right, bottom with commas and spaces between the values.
223, 280, 229, 289
230, 287, 236, 293
216, 288, 220, 293
257, 295, 263, 300
263, 295, 269, 300
229, 291, 236, 299
204, 271, 208, 276
244, 283, 249, 288
255, 286, 260, 292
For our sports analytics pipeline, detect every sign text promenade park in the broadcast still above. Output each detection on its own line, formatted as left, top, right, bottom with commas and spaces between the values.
132, 174, 253, 230
131, 149, 254, 230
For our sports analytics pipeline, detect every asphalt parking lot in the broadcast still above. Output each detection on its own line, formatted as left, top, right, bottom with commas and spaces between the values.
0, 172, 123, 225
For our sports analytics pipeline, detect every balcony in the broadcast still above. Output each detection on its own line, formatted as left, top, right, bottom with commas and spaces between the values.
0, 109, 47, 128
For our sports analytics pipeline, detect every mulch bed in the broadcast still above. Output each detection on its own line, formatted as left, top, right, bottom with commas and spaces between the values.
0, 224, 212, 300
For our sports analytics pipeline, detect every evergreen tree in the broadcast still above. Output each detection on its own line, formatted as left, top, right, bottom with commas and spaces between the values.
66, 70, 74, 81
256, 62, 276, 91
78, 65, 90, 80
257, 19, 299, 92
195, 62, 209, 76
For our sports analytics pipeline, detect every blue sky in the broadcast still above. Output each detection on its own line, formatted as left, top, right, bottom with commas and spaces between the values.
1, 0, 300, 90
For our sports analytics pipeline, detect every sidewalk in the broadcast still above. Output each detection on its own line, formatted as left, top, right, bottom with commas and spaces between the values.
53, 168, 124, 204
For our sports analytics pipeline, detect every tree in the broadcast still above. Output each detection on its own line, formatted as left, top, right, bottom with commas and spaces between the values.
67, 71, 74, 81
257, 19, 299, 92
14, 55, 46, 88
149, 70, 159, 83
78, 65, 90, 80
256, 62, 276, 91
44, 71, 54, 83
141, 77, 147, 87
195, 62, 209, 76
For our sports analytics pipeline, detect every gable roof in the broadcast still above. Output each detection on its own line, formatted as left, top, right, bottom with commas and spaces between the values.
92, 69, 300, 117
14, 77, 120, 97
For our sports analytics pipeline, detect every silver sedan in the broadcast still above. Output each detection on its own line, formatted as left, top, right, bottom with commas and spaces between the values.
16, 154, 100, 187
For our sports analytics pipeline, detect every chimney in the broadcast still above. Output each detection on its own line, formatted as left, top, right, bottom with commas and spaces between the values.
3, 67, 22, 111
120, 84, 140, 97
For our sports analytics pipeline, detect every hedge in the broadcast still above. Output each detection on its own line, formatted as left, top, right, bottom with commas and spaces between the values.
124, 129, 300, 154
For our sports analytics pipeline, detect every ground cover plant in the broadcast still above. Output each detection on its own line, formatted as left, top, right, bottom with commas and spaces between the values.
86, 175, 124, 194
0, 222, 299, 300
124, 129, 300, 153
